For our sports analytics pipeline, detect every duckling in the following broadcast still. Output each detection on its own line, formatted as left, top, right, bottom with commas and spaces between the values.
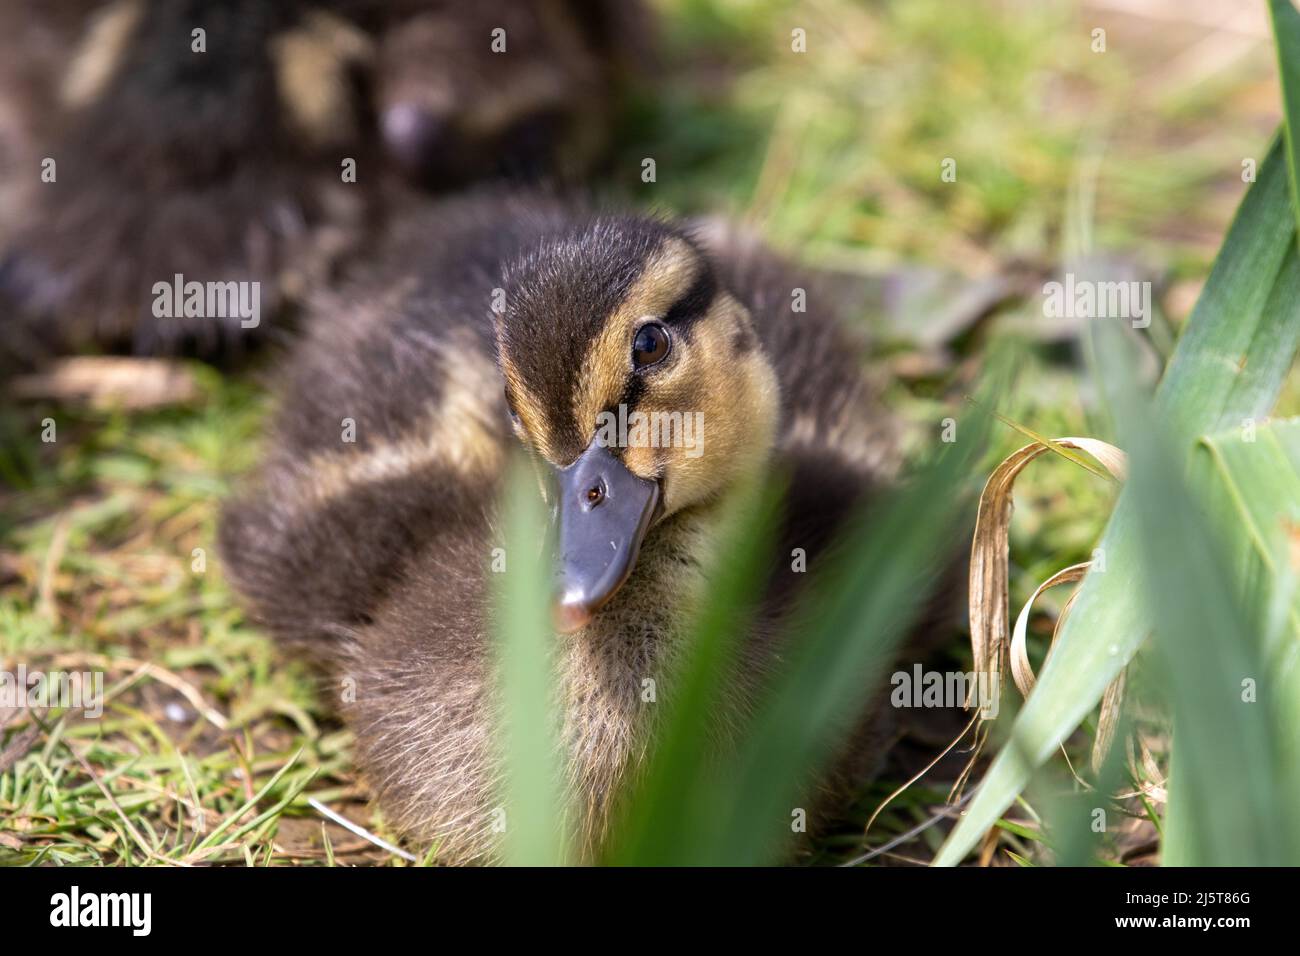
0, 0, 375, 361
218, 192, 917, 864
0, 0, 646, 363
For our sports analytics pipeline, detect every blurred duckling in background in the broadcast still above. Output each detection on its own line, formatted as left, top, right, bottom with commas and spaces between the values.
367, 0, 649, 187
0, 0, 374, 362
0, 0, 647, 364
219, 192, 938, 864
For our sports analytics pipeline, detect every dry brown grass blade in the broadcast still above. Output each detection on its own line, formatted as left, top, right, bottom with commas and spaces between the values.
1009, 562, 1091, 698
50, 651, 229, 731
0, 721, 43, 775
1004, 561, 1122, 789
990, 548, 1135, 792
1123, 733, 1169, 805
1092, 668, 1128, 775
1051, 583, 1131, 778
862, 709, 980, 846
1008, 561, 1133, 785
960, 434, 1129, 799
991, 414, 1121, 484
966, 436, 1128, 720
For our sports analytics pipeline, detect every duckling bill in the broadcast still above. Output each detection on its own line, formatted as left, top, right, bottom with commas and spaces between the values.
220, 192, 923, 864
552, 440, 660, 632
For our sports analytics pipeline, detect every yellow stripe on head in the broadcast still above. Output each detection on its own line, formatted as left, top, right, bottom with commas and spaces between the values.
571, 237, 702, 449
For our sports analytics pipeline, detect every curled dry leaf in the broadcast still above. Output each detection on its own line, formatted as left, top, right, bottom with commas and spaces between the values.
966, 436, 1128, 717
1009, 562, 1090, 698
1006, 558, 1129, 773
944, 435, 1129, 810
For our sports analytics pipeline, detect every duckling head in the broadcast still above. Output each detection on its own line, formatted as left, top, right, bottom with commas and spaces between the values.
496, 218, 780, 633
374, 2, 623, 187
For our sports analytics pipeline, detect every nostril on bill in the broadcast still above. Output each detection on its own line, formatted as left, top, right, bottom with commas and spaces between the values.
381, 103, 449, 174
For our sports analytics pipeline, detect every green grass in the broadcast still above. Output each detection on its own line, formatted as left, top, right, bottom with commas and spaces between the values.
1, 0, 1293, 865
0, 375, 390, 865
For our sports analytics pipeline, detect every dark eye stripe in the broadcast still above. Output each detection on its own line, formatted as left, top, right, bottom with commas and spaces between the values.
613, 376, 646, 419
661, 265, 716, 329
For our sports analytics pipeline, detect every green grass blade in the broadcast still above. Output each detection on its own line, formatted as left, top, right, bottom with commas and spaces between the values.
1198, 418, 1300, 640
1192, 416, 1300, 852
1154, 137, 1299, 441
1105, 330, 1297, 865
935, 139, 1300, 866
1158, 753, 1198, 866
494, 455, 568, 866
1269, 0, 1300, 235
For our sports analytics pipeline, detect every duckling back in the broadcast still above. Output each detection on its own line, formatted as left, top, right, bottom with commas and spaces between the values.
224, 193, 626, 631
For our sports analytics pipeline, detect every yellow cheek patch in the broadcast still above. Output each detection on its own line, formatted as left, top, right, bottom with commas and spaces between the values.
621, 443, 663, 480
572, 237, 702, 437
650, 295, 780, 512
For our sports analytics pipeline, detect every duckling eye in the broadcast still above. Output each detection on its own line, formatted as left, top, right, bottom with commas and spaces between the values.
632, 323, 671, 369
